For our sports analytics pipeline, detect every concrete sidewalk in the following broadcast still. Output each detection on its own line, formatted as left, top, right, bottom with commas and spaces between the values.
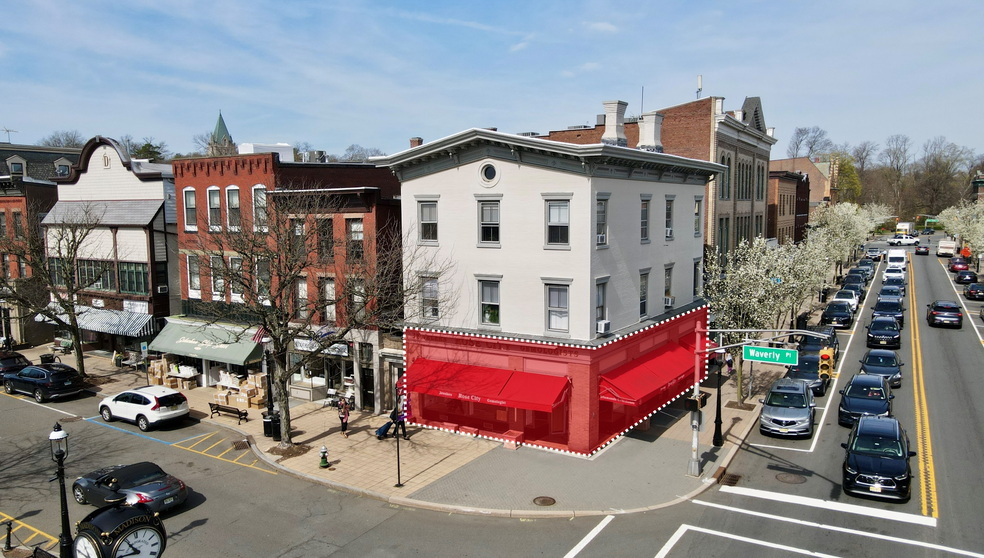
17, 345, 784, 518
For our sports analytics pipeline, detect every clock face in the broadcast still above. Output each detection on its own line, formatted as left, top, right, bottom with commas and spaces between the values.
113, 526, 164, 558
74, 532, 102, 558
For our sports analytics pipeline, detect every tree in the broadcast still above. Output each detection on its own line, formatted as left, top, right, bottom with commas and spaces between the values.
787, 126, 834, 159
833, 153, 862, 203
292, 142, 314, 162
193, 131, 213, 155
185, 182, 454, 447
851, 141, 879, 177
913, 136, 969, 215
37, 130, 85, 148
880, 134, 913, 218
337, 144, 386, 162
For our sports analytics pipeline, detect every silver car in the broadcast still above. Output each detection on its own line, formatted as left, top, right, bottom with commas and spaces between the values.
759, 378, 816, 438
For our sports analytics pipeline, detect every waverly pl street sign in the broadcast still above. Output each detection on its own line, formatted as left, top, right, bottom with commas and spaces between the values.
742, 345, 798, 366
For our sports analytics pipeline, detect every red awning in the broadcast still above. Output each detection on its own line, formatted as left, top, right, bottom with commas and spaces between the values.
599, 343, 696, 406
408, 359, 570, 413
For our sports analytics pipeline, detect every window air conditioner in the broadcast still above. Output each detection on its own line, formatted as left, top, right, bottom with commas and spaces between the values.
665, 228, 673, 238
596, 233, 607, 244
664, 296, 675, 307
596, 320, 611, 334
157, 285, 169, 294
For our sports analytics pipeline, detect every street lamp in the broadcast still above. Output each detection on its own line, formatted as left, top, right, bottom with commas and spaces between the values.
48, 423, 72, 558
712, 346, 726, 447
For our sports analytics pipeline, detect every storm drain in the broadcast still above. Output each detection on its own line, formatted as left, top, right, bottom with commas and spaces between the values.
232, 439, 250, 451
533, 497, 556, 507
720, 473, 742, 487
776, 473, 807, 484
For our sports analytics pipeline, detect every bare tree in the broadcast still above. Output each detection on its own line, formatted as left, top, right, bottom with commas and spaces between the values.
851, 141, 879, 176
914, 136, 969, 214
786, 126, 834, 159
880, 134, 913, 218
292, 142, 314, 161
192, 131, 213, 155
337, 144, 386, 162
37, 130, 85, 148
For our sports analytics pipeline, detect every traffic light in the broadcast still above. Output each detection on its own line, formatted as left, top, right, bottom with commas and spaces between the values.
818, 348, 834, 380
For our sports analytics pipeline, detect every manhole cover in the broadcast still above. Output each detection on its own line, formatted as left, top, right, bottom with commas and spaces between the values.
533, 496, 556, 506
776, 473, 807, 484
720, 473, 742, 486
231, 440, 250, 451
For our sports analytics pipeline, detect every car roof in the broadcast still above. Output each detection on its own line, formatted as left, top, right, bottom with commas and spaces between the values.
129, 385, 181, 397
770, 378, 809, 393
848, 373, 887, 387
0, 351, 26, 359
111, 462, 165, 481
865, 348, 899, 358
856, 415, 901, 437
25, 363, 77, 374
932, 300, 959, 308
869, 316, 898, 325
834, 290, 856, 296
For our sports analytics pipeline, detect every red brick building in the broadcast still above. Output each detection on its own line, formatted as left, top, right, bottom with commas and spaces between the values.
768, 171, 802, 244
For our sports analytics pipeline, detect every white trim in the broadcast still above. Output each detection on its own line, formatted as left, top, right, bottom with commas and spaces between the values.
187, 254, 201, 300
206, 186, 221, 232
226, 185, 241, 232
252, 184, 268, 232
182, 187, 198, 232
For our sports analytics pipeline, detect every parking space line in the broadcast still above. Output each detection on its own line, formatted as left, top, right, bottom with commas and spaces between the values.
0, 510, 58, 550
911, 258, 939, 518
179, 431, 218, 450
171, 431, 276, 475
655, 524, 840, 558
718, 485, 935, 526
562, 515, 614, 558
201, 437, 228, 453
1, 392, 80, 416
83, 417, 173, 445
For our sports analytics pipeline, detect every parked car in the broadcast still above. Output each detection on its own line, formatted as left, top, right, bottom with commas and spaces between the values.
948, 257, 969, 272
843, 273, 866, 288
99, 386, 190, 432
859, 349, 904, 388
887, 235, 919, 246
72, 462, 189, 513
796, 325, 841, 363
857, 258, 877, 278
759, 378, 816, 438
866, 247, 884, 261
876, 285, 903, 303
866, 317, 902, 350
926, 300, 963, 328
847, 268, 870, 285
871, 299, 905, 328
841, 416, 914, 501
883, 277, 906, 296
915, 245, 929, 256
964, 283, 984, 301
832, 290, 860, 313
785, 353, 830, 396
821, 302, 855, 330
3, 363, 83, 402
955, 270, 978, 284
882, 266, 906, 283
843, 283, 867, 303
838, 374, 894, 426
0, 351, 31, 377
922, 228, 934, 236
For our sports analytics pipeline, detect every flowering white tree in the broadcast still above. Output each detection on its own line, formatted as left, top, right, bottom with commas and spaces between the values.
938, 200, 984, 255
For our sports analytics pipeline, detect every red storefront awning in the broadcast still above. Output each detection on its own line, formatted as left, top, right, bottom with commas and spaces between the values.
408, 359, 569, 413
599, 343, 696, 406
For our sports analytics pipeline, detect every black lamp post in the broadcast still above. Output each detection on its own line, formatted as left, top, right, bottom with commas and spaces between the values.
712, 348, 726, 447
48, 423, 72, 558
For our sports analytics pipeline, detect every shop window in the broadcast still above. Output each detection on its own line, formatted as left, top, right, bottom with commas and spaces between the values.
227, 187, 240, 231
480, 280, 499, 325
183, 188, 197, 231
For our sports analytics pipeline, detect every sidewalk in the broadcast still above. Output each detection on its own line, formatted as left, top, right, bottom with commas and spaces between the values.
18, 345, 784, 518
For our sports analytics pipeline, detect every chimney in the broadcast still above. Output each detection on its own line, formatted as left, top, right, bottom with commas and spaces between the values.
601, 100, 628, 147
766, 127, 775, 137
637, 111, 664, 153
714, 98, 724, 115
734, 109, 744, 122
409, 137, 423, 148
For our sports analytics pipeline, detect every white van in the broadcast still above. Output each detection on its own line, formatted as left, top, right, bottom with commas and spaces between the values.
886, 249, 907, 269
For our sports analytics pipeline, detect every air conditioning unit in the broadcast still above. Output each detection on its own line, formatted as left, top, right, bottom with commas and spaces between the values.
596, 320, 611, 334
664, 296, 675, 307
596, 234, 607, 244
157, 285, 169, 294
665, 228, 673, 238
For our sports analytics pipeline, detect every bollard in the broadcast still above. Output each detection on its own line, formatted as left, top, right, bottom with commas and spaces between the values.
319, 445, 329, 469
3, 520, 12, 551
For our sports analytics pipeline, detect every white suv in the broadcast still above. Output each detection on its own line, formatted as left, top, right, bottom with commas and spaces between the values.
99, 386, 190, 431
887, 235, 919, 246
882, 266, 906, 283
832, 290, 860, 313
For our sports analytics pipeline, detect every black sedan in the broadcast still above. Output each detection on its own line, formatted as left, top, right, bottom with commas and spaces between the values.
922, 228, 934, 236
965, 283, 984, 301
838, 374, 894, 426
3, 363, 82, 402
73, 462, 188, 514
871, 299, 905, 328
883, 277, 906, 296
860, 349, 904, 388
785, 354, 829, 396
915, 245, 929, 256
955, 270, 978, 284
926, 300, 963, 328
841, 416, 914, 501
821, 302, 855, 329
866, 317, 901, 350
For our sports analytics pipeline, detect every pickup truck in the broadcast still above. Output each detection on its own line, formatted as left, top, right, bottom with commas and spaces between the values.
937, 240, 956, 257
887, 234, 919, 246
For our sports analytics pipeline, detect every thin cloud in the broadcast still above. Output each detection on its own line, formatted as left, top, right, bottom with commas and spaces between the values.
580, 62, 600, 71
587, 22, 618, 33
510, 42, 529, 52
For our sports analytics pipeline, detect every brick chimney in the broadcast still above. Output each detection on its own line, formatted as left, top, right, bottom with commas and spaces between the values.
601, 100, 628, 147
637, 111, 664, 153
409, 137, 423, 148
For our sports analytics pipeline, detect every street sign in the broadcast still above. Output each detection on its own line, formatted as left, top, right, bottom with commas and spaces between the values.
743, 345, 798, 366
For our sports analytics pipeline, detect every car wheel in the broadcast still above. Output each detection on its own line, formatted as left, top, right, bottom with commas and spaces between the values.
3, 381, 12, 394
34, 389, 45, 403
100, 407, 113, 422
137, 415, 150, 432
73, 484, 87, 504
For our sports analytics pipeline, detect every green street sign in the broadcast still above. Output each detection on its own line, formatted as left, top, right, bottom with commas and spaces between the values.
743, 345, 798, 366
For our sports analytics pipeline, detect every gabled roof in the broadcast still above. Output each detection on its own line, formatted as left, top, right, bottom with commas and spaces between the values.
213, 112, 232, 144
740, 97, 767, 133
42, 200, 163, 227
54, 136, 172, 184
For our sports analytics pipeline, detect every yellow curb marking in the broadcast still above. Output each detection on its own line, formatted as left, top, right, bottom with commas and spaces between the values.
0, 511, 58, 550
171, 432, 276, 475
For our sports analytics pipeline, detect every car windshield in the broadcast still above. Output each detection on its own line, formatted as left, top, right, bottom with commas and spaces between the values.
864, 353, 898, 366
834, 292, 853, 300
874, 302, 902, 311
827, 303, 851, 312
790, 360, 819, 374
0, 357, 29, 367
885, 278, 904, 286
766, 392, 807, 408
869, 321, 899, 333
851, 435, 903, 457
118, 464, 166, 488
846, 384, 887, 398
879, 287, 900, 296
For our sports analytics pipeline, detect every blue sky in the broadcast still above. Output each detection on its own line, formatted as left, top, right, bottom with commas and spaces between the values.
3, 0, 982, 161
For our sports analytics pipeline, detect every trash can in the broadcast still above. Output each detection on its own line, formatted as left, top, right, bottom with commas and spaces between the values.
269, 412, 282, 441
820, 288, 829, 303
262, 411, 277, 438
796, 312, 810, 330
40, 353, 56, 364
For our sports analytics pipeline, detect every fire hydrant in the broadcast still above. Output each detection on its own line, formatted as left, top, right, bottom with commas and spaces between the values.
319, 445, 329, 469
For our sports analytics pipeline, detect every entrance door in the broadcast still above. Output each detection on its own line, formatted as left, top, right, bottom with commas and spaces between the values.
360, 367, 374, 412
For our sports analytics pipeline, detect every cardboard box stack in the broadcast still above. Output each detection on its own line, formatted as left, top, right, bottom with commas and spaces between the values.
245, 372, 267, 409
147, 358, 169, 386
213, 391, 232, 405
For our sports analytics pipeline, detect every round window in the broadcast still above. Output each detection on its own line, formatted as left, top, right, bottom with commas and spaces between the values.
482, 164, 496, 181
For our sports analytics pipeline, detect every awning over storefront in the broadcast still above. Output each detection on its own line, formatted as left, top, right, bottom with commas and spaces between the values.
35, 305, 157, 338
408, 359, 569, 413
599, 343, 695, 406
148, 322, 263, 366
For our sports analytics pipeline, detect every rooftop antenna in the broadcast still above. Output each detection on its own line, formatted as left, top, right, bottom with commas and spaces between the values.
696, 75, 702, 99
1, 127, 17, 143
641, 86, 645, 114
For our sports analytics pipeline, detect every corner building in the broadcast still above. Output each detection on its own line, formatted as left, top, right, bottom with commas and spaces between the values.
373, 128, 720, 455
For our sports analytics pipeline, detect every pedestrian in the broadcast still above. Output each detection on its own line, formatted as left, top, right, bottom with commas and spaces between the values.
338, 398, 350, 439
391, 405, 408, 440
725, 352, 734, 374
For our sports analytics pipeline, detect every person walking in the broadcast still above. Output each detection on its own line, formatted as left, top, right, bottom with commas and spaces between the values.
338, 398, 350, 439
725, 352, 734, 374
391, 405, 408, 440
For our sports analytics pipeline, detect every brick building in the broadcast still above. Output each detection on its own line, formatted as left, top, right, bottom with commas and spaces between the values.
768, 170, 803, 244
770, 157, 838, 216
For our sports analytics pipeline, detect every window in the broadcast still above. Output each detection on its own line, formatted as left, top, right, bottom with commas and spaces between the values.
596, 282, 607, 321
640, 200, 650, 241
17, 257, 26, 279
183, 189, 197, 231
755, 215, 763, 237
256, 259, 271, 299
227, 187, 240, 230
295, 278, 309, 319
665, 199, 674, 238
50, 258, 66, 286
694, 260, 701, 297
596, 199, 608, 246
207, 187, 221, 231
291, 218, 305, 254
419, 201, 438, 242
119, 262, 149, 295
317, 219, 334, 262
210, 256, 225, 299
188, 256, 201, 297
694, 199, 702, 235
252, 186, 268, 231
546, 200, 569, 245
79, 260, 115, 291
1, 255, 8, 279
546, 285, 569, 332
479, 201, 499, 244
12, 212, 23, 239
321, 277, 336, 324
664, 267, 673, 298
640, 273, 649, 317
0, 212, 6, 236
346, 219, 364, 261
422, 277, 439, 319
9, 163, 23, 175
229, 257, 243, 299
480, 280, 500, 325
348, 279, 366, 321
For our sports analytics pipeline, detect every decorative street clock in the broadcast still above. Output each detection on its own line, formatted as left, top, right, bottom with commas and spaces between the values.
73, 501, 167, 558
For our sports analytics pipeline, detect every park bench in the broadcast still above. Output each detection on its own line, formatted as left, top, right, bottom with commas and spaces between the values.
208, 402, 249, 424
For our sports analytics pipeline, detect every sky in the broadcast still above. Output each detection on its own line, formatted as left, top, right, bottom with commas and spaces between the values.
3, 0, 982, 161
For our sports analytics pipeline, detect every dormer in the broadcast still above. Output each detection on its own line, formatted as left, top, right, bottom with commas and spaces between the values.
5, 155, 26, 177
53, 157, 73, 177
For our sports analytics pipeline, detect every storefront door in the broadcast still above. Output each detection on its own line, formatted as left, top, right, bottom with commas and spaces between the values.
360, 367, 374, 412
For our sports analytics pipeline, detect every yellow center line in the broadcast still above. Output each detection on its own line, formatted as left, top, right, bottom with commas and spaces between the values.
908, 254, 939, 517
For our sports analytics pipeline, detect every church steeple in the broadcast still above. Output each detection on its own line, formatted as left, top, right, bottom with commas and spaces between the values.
207, 111, 237, 157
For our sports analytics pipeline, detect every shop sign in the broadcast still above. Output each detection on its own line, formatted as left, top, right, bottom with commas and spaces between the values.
295, 337, 349, 356
91, 299, 105, 308
123, 300, 150, 314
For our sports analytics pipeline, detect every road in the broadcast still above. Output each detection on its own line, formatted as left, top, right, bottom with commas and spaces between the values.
3, 235, 983, 557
